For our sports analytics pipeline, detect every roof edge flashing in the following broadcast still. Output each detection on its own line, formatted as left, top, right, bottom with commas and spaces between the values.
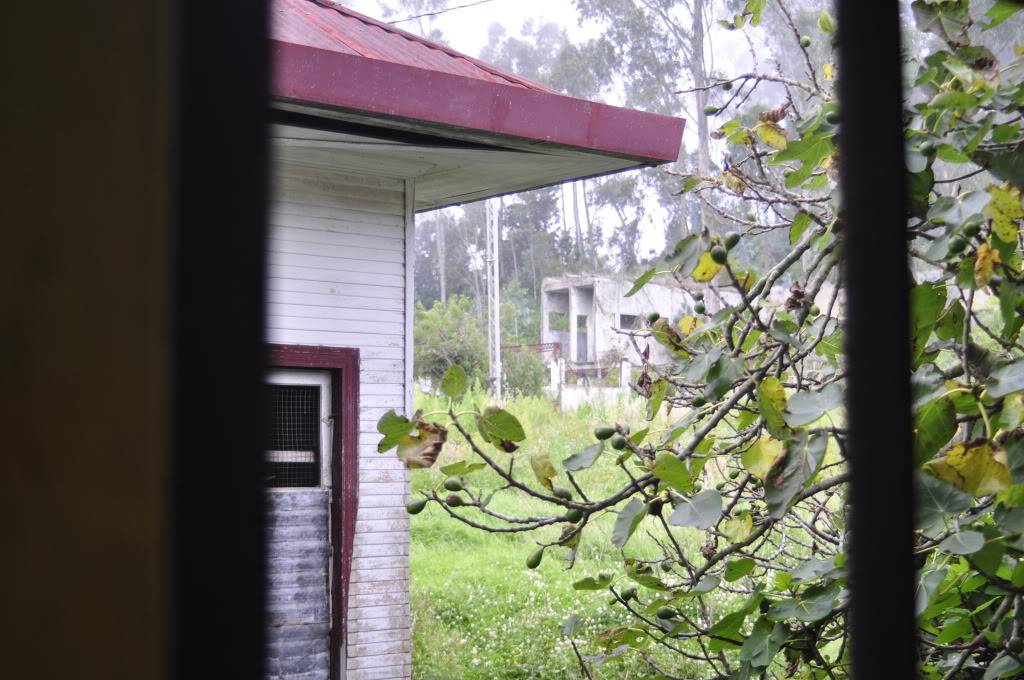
271, 40, 685, 164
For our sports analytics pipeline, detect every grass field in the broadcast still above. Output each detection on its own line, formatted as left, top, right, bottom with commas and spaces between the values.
405, 389, 727, 680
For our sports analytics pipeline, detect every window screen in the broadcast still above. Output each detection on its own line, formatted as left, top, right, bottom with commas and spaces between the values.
267, 384, 321, 487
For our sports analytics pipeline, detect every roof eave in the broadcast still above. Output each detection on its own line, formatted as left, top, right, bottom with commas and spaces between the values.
271, 39, 685, 165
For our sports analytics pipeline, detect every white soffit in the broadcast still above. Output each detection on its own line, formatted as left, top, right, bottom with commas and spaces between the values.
270, 122, 645, 212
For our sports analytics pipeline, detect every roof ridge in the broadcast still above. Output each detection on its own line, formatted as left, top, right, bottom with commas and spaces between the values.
309, 0, 557, 94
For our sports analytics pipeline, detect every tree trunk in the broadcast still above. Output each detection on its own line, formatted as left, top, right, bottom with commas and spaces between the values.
571, 181, 585, 269
436, 218, 446, 303
691, 0, 711, 233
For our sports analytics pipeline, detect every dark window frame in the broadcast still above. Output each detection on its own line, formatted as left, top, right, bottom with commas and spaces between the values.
268, 344, 359, 680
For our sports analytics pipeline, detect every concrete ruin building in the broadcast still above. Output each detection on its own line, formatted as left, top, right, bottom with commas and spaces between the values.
539, 274, 696, 373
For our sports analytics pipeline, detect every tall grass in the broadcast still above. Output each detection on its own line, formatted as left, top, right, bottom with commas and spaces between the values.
408, 389, 716, 679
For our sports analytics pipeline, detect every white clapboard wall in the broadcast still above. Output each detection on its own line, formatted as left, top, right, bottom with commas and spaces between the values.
267, 160, 412, 680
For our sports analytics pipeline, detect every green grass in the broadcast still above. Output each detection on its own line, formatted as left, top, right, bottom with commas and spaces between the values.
408, 389, 716, 679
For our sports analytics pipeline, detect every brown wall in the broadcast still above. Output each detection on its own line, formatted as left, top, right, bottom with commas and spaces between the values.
2, 2, 174, 678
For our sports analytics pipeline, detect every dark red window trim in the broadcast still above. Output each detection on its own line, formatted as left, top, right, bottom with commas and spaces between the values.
268, 343, 358, 680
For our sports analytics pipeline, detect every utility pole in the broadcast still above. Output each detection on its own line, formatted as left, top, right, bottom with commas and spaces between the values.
436, 218, 446, 303
485, 199, 501, 398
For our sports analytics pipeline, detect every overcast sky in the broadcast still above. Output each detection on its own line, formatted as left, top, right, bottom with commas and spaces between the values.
343, 0, 759, 258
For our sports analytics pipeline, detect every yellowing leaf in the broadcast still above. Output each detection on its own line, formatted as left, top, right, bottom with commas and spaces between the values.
757, 377, 790, 439
651, 317, 689, 356
974, 242, 1001, 288
1003, 393, 1024, 430
998, 483, 1024, 507
722, 170, 746, 193
985, 184, 1023, 244
753, 121, 788, 150
925, 441, 1010, 496
722, 512, 753, 543
692, 251, 723, 282
732, 269, 757, 292
678, 316, 701, 335
395, 420, 448, 469
823, 63, 835, 81
530, 452, 558, 491
741, 436, 786, 479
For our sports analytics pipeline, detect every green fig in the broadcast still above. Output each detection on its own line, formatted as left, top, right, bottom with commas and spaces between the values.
721, 81, 733, 91
1008, 637, 1023, 654
704, 104, 721, 116
656, 606, 676, 620
594, 425, 616, 440
610, 434, 628, 450
728, 469, 740, 480
724, 231, 741, 250
553, 487, 573, 500
693, 291, 704, 301
620, 585, 638, 601
443, 477, 464, 492
526, 548, 544, 569
799, 35, 812, 47
947, 237, 967, 255
406, 498, 428, 515
963, 221, 982, 237
825, 110, 840, 125
692, 396, 707, 407
647, 311, 661, 324
565, 508, 584, 523
445, 492, 465, 507
710, 245, 728, 265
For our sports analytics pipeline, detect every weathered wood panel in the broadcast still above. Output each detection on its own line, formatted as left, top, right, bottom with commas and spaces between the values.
268, 158, 412, 678
265, 490, 330, 680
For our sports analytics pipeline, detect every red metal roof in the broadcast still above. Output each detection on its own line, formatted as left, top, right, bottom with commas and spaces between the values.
272, 0, 554, 93
271, 0, 685, 163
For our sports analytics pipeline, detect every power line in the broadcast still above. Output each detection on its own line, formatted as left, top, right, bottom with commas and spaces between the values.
386, 0, 505, 24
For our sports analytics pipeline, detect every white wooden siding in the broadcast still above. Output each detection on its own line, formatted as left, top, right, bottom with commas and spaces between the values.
268, 160, 412, 679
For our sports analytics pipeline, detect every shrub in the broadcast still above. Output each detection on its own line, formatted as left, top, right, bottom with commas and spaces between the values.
414, 296, 488, 388
502, 349, 548, 398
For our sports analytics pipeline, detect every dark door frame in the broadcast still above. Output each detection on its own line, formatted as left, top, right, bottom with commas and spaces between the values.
268, 344, 360, 680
